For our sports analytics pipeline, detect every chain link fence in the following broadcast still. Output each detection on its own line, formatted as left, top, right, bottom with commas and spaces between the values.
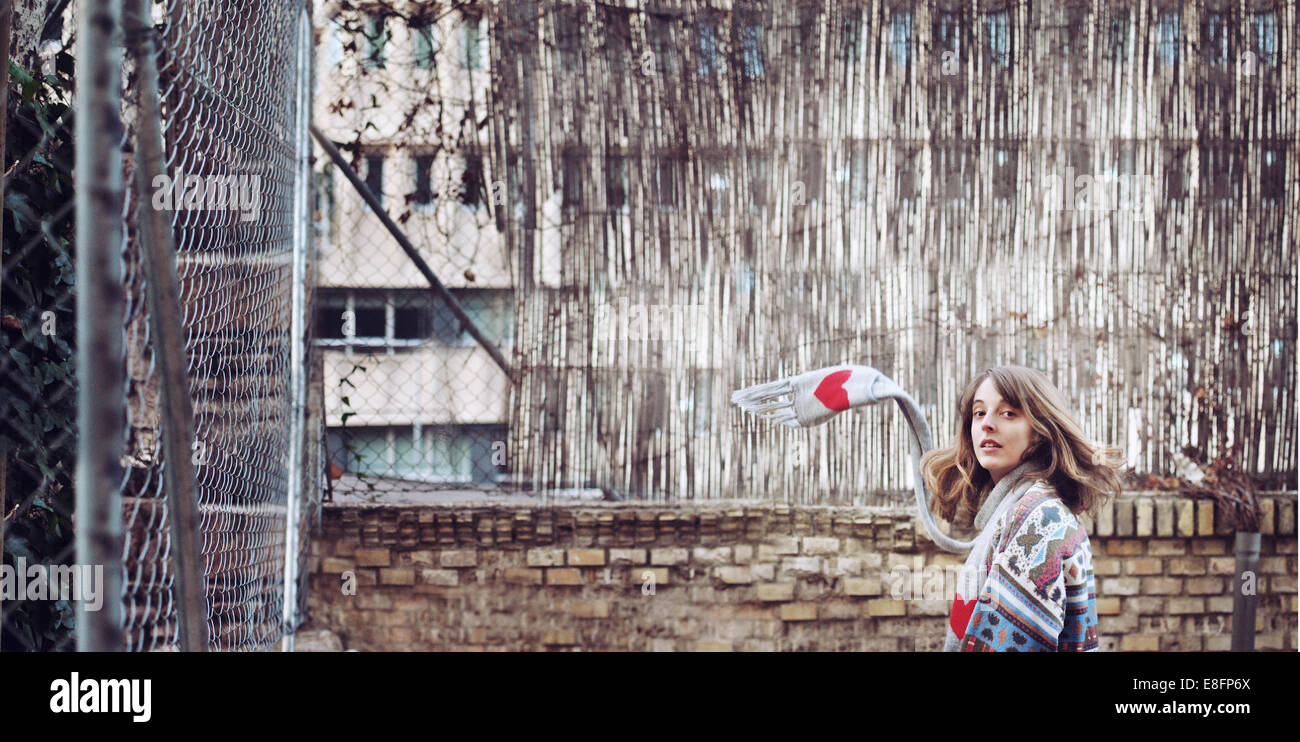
2, 0, 316, 651
312, 0, 1295, 506
313, 2, 516, 499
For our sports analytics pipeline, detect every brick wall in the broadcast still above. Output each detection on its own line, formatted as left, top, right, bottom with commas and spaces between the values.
301, 494, 1297, 651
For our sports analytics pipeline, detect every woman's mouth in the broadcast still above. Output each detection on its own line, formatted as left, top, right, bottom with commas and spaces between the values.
980, 442, 1002, 452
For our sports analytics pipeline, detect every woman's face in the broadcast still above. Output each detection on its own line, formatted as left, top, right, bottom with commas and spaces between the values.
970, 378, 1034, 483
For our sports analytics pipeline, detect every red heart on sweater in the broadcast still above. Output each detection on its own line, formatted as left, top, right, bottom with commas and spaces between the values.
814, 369, 853, 411
950, 594, 978, 638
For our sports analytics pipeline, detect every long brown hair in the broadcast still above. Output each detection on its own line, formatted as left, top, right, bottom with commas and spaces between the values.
921, 365, 1125, 527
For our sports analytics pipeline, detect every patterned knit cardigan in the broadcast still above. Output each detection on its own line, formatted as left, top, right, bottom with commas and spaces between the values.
948, 478, 1101, 652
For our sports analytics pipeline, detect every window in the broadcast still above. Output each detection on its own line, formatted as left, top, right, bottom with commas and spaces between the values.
840, 12, 864, 64
315, 290, 433, 349
460, 152, 484, 208
933, 10, 961, 66
1252, 11, 1278, 68
800, 143, 824, 205
935, 144, 970, 201
649, 15, 680, 78
554, 6, 583, 74
462, 10, 483, 70
603, 7, 632, 77
1107, 7, 1131, 64
1261, 148, 1284, 201
363, 13, 389, 69
655, 155, 681, 210
1164, 148, 1187, 202
897, 145, 918, 201
432, 290, 514, 348
748, 155, 769, 211
1202, 11, 1230, 70
507, 154, 530, 225
848, 141, 868, 203
1157, 10, 1180, 68
738, 16, 765, 79
697, 21, 720, 77
411, 20, 439, 70
983, 10, 1009, 68
890, 10, 911, 69
1203, 145, 1239, 204
992, 146, 1017, 200
605, 155, 628, 211
327, 424, 507, 484
364, 154, 384, 206
562, 151, 582, 212
794, 5, 820, 67
702, 156, 728, 213
413, 154, 434, 205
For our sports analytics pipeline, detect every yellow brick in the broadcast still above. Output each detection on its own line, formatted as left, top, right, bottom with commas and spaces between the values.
1092, 558, 1122, 576
1120, 635, 1161, 652
864, 599, 906, 617
843, 576, 883, 597
1175, 501, 1195, 537
379, 568, 415, 585
568, 549, 606, 566
1155, 499, 1175, 537
1260, 499, 1276, 535
1107, 539, 1144, 556
756, 583, 795, 602
1196, 501, 1215, 536
570, 600, 609, 619
780, 603, 818, 621
355, 548, 391, 567
321, 557, 351, 574
695, 640, 733, 652
1148, 539, 1187, 556
1167, 597, 1205, 614
1096, 597, 1122, 615
541, 630, 576, 646
504, 568, 543, 585
1186, 577, 1223, 595
1125, 558, 1162, 575
1191, 539, 1228, 555
1135, 499, 1154, 536
547, 568, 584, 586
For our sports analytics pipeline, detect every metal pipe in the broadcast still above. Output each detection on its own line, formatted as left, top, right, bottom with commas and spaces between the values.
1231, 531, 1260, 651
74, 0, 126, 652
124, 0, 208, 652
308, 124, 515, 380
281, 5, 313, 653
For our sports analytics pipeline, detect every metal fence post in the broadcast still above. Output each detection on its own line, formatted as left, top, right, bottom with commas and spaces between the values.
1231, 531, 1260, 651
74, 0, 126, 652
282, 5, 313, 652
124, 0, 209, 652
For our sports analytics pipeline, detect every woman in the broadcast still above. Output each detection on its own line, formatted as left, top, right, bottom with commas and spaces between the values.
921, 365, 1125, 652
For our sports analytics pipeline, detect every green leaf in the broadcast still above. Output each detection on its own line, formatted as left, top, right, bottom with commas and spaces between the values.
5, 192, 39, 233
4, 535, 36, 561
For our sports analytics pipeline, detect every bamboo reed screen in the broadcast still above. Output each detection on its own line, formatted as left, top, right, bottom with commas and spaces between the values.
478, 0, 1292, 502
